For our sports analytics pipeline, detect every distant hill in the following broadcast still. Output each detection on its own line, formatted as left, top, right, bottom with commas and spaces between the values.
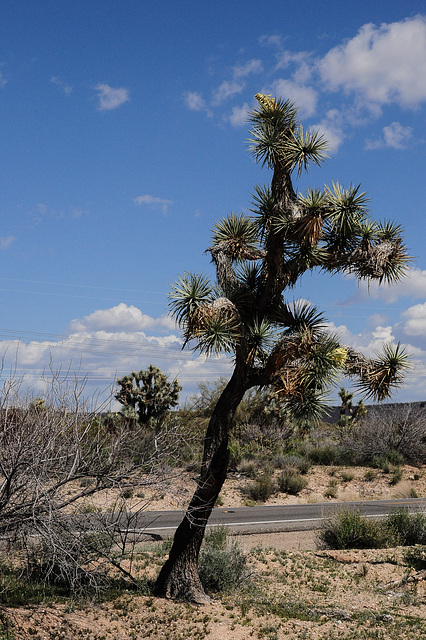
322, 400, 426, 424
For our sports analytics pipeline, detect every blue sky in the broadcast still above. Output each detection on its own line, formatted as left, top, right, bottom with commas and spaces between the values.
1, 1, 426, 407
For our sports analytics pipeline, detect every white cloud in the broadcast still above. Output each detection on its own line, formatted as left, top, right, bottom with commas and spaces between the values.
51, 76, 72, 96
272, 78, 317, 117
233, 59, 263, 78
228, 102, 250, 127
68, 304, 175, 333
184, 91, 206, 111
365, 121, 414, 149
259, 34, 283, 49
400, 302, 426, 337
350, 268, 426, 304
318, 16, 426, 109
310, 108, 344, 153
0, 71, 8, 88
133, 194, 173, 214
0, 236, 16, 250
94, 83, 130, 111
0, 304, 234, 404
212, 80, 245, 105
328, 320, 396, 357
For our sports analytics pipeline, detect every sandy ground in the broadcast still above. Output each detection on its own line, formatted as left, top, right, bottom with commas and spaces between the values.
71, 463, 425, 514
3, 464, 425, 640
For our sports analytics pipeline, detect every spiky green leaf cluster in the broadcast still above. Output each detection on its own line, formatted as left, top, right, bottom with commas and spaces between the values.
211, 212, 260, 259
168, 92, 411, 422
355, 342, 411, 401
248, 96, 328, 174
168, 273, 214, 326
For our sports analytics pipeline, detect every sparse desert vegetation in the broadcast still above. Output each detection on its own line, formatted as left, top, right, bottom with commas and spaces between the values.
1, 519, 425, 640
1, 372, 425, 638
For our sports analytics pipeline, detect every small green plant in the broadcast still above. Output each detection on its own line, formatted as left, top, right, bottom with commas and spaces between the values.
277, 471, 308, 495
340, 471, 354, 482
364, 469, 377, 481
199, 527, 249, 593
404, 545, 426, 570
389, 466, 403, 485
323, 478, 338, 499
204, 525, 228, 550
228, 438, 242, 469
77, 502, 101, 514
247, 472, 274, 502
239, 460, 258, 478
307, 445, 340, 465
384, 508, 426, 545
317, 508, 392, 549
272, 453, 310, 474
387, 449, 405, 466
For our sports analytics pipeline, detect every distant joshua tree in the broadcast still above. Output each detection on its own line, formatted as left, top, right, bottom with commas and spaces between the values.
155, 94, 411, 602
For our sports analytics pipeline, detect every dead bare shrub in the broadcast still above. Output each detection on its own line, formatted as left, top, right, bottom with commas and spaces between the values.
338, 403, 426, 465
0, 367, 182, 594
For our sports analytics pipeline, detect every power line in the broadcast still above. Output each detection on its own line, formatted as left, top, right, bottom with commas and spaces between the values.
0, 276, 165, 296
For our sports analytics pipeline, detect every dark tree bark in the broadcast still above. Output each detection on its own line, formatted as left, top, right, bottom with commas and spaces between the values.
154, 370, 247, 602
156, 94, 409, 603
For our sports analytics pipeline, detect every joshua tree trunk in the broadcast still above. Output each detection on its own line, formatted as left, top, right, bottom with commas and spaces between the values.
154, 370, 247, 602
157, 93, 410, 602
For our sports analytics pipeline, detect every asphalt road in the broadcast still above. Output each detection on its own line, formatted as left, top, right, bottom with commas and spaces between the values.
135, 498, 426, 538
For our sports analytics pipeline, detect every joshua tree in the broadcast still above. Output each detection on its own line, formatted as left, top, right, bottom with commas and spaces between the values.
154, 94, 410, 602
337, 386, 367, 431
115, 365, 181, 450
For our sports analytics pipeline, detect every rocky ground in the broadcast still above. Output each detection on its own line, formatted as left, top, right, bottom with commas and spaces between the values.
2, 464, 425, 640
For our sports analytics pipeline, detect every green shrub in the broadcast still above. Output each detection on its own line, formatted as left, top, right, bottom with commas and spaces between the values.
199, 527, 249, 593
404, 545, 426, 570
228, 438, 242, 470
384, 508, 426, 545
317, 508, 392, 550
387, 450, 405, 466
239, 460, 258, 478
364, 469, 377, 481
273, 453, 311, 474
204, 525, 228, 550
389, 466, 403, 485
277, 471, 308, 495
323, 479, 339, 499
247, 472, 274, 502
307, 445, 340, 465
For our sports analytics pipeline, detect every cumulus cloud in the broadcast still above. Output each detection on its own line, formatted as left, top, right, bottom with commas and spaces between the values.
311, 122, 343, 153
365, 121, 414, 149
348, 268, 426, 304
0, 303, 234, 404
228, 102, 250, 127
318, 16, 426, 109
0, 236, 16, 250
272, 78, 317, 117
400, 302, 426, 337
212, 80, 245, 105
133, 194, 173, 214
68, 304, 175, 333
94, 83, 130, 111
